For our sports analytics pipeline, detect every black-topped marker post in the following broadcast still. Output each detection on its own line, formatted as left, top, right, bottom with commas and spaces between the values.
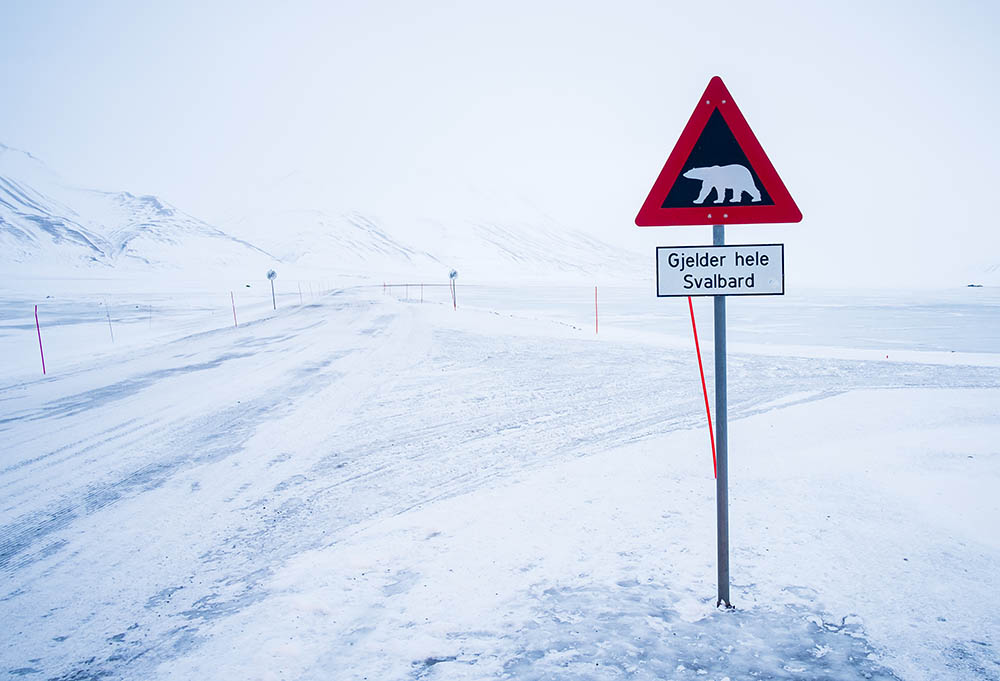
267, 269, 278, 310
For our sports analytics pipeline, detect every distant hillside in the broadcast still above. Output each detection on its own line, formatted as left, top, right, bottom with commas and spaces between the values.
0, 143, 275, 272
222, 196, 646, 285
1, 143, 644, 284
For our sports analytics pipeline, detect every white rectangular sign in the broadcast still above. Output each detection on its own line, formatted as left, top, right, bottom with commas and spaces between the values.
656, 244, 784, 297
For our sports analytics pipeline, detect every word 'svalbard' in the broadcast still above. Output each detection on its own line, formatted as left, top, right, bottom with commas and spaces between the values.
656, 244, 784, 297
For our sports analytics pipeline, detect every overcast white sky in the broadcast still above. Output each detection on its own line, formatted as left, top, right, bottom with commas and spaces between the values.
1, 0, 998, 286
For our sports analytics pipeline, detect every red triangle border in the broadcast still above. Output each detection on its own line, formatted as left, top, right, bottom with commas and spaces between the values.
635, 77, 802, 227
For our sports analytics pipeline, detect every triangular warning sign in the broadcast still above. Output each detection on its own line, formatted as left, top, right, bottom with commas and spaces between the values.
635, 77, 802, 226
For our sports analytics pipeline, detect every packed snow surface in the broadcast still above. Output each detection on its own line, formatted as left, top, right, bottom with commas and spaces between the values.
2, 284, 999, 680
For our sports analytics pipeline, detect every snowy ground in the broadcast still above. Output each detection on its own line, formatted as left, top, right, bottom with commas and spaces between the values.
2, 284, 999, 680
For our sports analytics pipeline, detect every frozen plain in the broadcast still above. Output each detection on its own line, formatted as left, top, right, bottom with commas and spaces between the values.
1, 283, 999, 681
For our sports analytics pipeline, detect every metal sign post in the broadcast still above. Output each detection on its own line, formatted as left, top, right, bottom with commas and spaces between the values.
655, 235, 785, 607
267, 269, 278, 310
635, 76, 801, 609
713, 224, 731, 608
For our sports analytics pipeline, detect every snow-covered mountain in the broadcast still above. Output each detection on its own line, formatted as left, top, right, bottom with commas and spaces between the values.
0, 143, 275, 273
222, 209, 441, 274
1, 143, 644, 285
223, 194, 646, 285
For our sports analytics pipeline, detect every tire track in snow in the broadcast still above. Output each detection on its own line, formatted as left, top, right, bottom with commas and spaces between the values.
4, 291, 1000, 680
0, 295, 418, 679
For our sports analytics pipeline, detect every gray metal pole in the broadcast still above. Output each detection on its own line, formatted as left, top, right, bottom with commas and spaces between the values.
105, 300, 114, 343
271, 280, 276, 311
713, 224, 731, 608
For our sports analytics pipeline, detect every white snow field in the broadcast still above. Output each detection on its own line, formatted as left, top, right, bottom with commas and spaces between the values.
2, 284, 999, 681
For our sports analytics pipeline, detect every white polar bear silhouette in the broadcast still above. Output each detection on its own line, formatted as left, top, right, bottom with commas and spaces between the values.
683, 164, 761, 204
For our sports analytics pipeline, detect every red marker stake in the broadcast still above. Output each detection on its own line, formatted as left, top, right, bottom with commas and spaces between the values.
35, 305, 46, 375
688, 296, 716, 478
231, 291, 238, 328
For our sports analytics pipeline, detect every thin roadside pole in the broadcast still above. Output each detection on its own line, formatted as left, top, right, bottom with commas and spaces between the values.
35, 305, 46, 375
713, 223, 731, 608
687, 296, 716, 477
231, 291, 238, 327
104, 300, 115, 343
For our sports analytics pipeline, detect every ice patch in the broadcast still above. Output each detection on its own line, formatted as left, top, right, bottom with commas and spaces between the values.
494, 583, 900, 680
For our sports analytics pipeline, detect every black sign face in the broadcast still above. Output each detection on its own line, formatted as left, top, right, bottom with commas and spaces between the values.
660, 109, 775, 209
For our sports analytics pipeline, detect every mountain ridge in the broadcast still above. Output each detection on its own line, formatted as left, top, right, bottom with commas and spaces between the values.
0, 143, 277, 272
0, 142, 645, 284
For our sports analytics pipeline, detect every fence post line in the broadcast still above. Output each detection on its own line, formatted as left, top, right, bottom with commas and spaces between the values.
35, 305, 46, 375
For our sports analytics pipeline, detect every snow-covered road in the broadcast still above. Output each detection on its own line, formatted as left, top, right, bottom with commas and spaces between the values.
2, 287, 998, 680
